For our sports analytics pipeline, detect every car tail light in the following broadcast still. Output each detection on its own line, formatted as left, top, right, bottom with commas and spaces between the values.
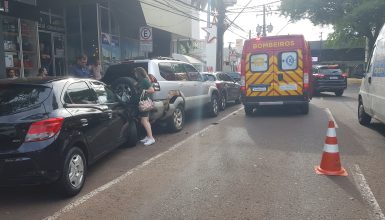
25, 118, 64, 142
304, 72, 310, 90
149, 74, 160, 91
215, 82, 222, 89
313, 73, 325, 79
342, 73, 348, 78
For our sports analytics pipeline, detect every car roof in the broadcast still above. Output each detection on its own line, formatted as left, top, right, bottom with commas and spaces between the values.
0, 77, 99, 85
313, 65, 340, 69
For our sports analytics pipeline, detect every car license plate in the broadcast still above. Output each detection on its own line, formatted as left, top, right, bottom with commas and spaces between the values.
330, 76, 339, 80
252, 87, 267, 92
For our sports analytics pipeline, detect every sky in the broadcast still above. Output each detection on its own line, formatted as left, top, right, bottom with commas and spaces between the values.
200, 0, 334, 44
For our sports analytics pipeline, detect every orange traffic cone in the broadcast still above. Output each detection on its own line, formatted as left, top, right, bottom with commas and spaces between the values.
315, 120, 348, 176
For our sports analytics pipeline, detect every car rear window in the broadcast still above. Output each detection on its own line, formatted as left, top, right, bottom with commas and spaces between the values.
0, 84, 52, 116
319, 68, 342, 75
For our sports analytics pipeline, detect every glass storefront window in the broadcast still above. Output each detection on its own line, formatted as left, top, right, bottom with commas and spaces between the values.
100, 7, 109, 33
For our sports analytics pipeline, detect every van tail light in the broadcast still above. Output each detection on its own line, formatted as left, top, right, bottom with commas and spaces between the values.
240, 58, 246, 94
149, 74, 160, 91
25, 118, 64, 142
342, 73, 348, 78
304, 72, 310, 90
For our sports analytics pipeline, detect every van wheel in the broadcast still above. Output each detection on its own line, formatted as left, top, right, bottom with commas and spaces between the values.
335, 90, 344, 97
219, 92, 227, 110
57, 147, 86, 197
358, 101, 371, 126
207, 94, 219, 117
300, 103, 309, 115
168, 105, 184, 132
244, 105, 254, 116
111, 77, 138, 104
125, 120, 138, 147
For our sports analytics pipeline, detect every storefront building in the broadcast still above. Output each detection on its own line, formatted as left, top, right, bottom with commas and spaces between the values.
1, 0, 199, 78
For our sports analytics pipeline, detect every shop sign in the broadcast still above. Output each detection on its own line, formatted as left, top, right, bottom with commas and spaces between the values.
38, 14, 65, 33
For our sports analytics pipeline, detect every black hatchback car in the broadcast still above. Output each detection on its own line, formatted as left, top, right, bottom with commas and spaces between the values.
0, 77, 137, 196
312, 65, 348, 96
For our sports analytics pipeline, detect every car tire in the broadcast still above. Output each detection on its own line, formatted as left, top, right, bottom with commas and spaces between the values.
335, 90, 344, 97
358, 101, 371, 126
125, 120, 138, 147
235, 94, 241, 104
207, 93, 219, 117
168, 105, 185, 132
244, 105, 254, 116
57, 147, 86, 197
219, 92, 227, 111
111, 77, 138, 104
300, 102, 309, 115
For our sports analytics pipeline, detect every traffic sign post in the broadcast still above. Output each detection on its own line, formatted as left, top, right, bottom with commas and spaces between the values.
140, 26, 153, 54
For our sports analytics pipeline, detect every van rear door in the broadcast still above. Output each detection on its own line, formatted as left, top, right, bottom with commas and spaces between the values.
245, 52, 275, 97
275, 50, 304, 97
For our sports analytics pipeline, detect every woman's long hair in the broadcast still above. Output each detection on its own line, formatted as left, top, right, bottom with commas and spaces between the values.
134, 67, 149, 81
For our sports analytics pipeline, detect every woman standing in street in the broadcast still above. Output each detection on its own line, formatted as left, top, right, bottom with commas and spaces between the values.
134, 67, 156, 146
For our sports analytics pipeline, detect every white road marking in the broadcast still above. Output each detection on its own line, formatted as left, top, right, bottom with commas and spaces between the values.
325, 108, 339, 128
43, 107, 243, 220
352, 164, 385, 220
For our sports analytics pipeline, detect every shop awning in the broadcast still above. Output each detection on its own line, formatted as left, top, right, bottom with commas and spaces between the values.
139, 0, 199, 39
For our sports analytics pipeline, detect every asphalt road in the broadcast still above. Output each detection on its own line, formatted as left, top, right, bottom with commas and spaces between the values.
2, 80, 385, 220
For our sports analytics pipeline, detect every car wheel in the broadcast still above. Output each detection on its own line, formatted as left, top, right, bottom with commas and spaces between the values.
235, 94, 241, 104
125, 120, 138, 147
244, 105, 254, 116
358, 101, 371, 126
57, 147, 86, 197
111, 77, 138, 104
168, 105, 184, 132
219, 93, 227, 111
335, 90, 344, 97
207, 93, 219, 117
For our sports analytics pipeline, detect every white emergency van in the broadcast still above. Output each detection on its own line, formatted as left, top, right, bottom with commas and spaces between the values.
358, 24, 385, 125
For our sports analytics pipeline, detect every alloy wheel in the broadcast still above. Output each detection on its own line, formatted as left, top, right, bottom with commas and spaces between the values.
68, 154, 85, 189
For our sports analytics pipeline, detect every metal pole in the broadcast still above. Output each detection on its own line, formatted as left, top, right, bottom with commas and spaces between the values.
263, 5, 266, 37
207, 0, 211, 30
216, 1, 225, 71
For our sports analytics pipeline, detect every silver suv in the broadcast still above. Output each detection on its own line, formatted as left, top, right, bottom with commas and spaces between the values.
102, 58, 220, 132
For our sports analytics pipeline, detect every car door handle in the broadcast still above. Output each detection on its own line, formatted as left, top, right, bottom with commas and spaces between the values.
80, 119, 88, 127
368, 76, 372, 84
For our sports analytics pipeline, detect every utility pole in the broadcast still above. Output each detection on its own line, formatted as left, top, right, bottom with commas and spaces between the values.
262, 4, 266, 37
319, 32, 323, 63
216, 1, 225, 71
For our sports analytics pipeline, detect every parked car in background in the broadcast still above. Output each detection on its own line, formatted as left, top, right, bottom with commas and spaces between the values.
102, 58, 220, 132
357, 23, 385, 126
312, 65, 347, 96
0, 77, 137, 196
226, 72, 241, 83
202, 72, 241, 110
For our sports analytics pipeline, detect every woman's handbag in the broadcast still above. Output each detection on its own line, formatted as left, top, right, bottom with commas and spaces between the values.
138, 91, 154, 112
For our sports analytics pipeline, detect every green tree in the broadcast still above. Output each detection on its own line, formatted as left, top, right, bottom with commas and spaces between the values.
280, 0, 385, 56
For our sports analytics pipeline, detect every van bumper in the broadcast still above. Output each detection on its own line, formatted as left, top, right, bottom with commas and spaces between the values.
242, 95, 309, 106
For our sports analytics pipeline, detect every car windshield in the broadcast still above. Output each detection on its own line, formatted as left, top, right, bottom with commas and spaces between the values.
0, 84, 51, 116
